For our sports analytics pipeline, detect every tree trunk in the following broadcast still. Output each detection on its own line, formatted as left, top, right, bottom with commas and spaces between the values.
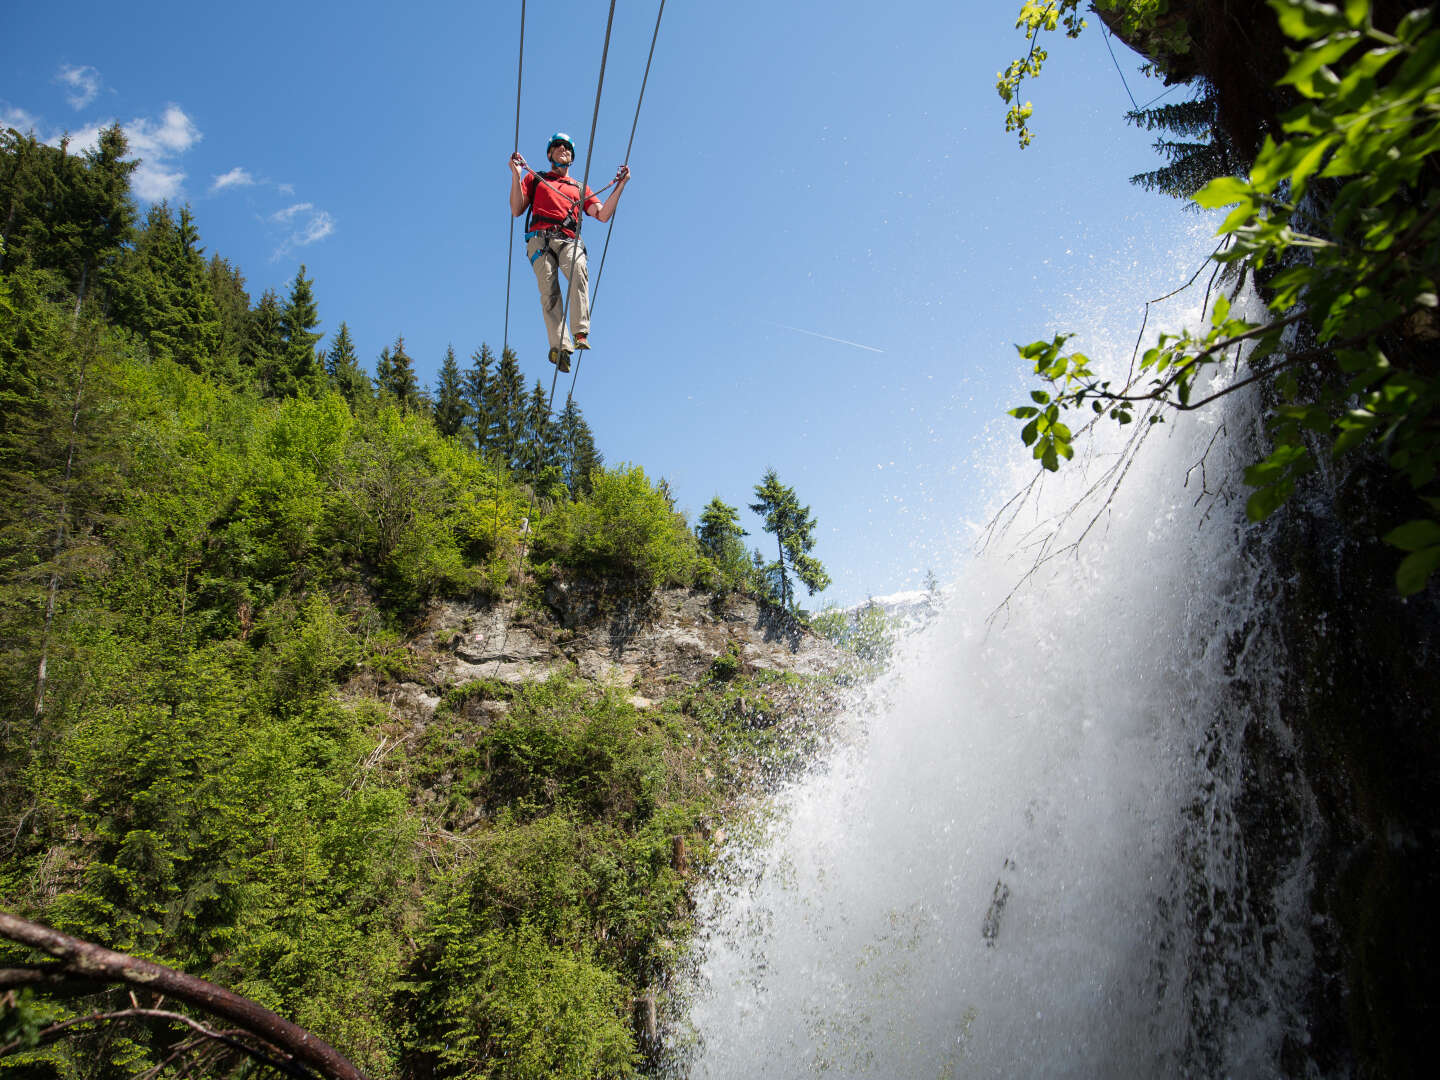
33, 342, 87, 721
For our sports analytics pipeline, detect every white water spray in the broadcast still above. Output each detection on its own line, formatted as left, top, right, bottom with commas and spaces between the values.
676, 284, 1316, 1076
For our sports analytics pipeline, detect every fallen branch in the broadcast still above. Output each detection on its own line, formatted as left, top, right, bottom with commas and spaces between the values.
0, 912, 367, 1080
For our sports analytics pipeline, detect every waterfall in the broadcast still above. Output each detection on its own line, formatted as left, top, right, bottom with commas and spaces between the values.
672, 284, 1323, 1076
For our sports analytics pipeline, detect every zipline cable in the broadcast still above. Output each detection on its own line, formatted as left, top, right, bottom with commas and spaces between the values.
1101, 22, 1139, 111
502, 0, 527, 359
553, 0, 618, 410
491, 0, 619, 679
587, 0, 665, 312
566, 0, 666, 404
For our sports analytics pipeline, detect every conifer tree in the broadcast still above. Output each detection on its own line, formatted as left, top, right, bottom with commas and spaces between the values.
556, 398, 601, 496
432, 344, 467, 438
698, 495, 751, 591
1, 122, 134, 313
324, 321, 370, 409
521, 379, 559, 484
244, 289, 285, 392
109, 202, 221, 375
1126, 95, 1237, 200
463, 344, 495, 454
377, 335, 420, 410
373, 344, 394, 400
276, 264, 322, 397
698, 497, 747, 561
749, 468, 830, 611
486, 346, 526, 471
206, 254, 251, 383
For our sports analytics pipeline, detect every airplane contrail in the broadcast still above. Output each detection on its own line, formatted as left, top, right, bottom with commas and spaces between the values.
763, 320, 885, 354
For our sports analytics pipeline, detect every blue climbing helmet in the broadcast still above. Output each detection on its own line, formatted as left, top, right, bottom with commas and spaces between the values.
547, 131, 575, 159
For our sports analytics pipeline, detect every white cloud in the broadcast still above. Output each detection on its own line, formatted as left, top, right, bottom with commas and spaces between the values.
57, 65, 103, 110
211, 166, 255, 193
133, 161, 187, 202
2, 105, 42, 134
271, 202, 313, 224
270, 205, 336, 260
64, 123, 105, 154
124, 105, 201, 202
127, 105, 200, 156
300, 211, 335, 244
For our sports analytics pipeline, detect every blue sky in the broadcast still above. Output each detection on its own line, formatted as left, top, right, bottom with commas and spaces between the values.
3, 0, 1212, 607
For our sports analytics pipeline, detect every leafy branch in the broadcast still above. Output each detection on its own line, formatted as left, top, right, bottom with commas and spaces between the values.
1007, 0, 1440, 592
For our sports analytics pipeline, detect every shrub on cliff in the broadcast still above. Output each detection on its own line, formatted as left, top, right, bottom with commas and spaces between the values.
537, 464, 700, 595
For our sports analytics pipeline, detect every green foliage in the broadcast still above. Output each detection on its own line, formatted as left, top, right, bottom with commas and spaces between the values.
411, 917, 638, 1080
1009, 0, 1440, 593
539, 464, 701, 594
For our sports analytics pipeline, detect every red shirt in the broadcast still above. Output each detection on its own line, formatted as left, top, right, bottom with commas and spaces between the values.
523, 171, 600, 237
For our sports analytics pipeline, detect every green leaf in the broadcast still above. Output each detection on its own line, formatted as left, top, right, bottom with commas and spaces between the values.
1009, 405, 1039, 419
1030, 389, 1051, 404
1246, 481, 1293, 521
1193, 176, 1254, 208
1383, 519, 1440, 552
1268, 0, 1348, 41
1279, 32, 1362, 97
1395, 545, 1440, 595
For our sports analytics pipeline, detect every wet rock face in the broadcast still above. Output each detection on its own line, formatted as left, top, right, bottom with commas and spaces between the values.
1192, 485, 1440, 1078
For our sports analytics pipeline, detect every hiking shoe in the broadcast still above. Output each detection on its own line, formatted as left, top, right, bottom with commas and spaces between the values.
548, 347, 572, 373
574, 332, 590, 351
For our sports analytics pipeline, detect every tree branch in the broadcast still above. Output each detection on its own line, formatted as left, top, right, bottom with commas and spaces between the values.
0, 912, 366, 1080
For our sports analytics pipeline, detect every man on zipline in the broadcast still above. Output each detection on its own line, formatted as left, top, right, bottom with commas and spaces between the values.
509, 132, 631, 373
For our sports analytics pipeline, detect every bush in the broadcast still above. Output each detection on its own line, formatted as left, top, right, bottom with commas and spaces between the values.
538, 465, 700, 595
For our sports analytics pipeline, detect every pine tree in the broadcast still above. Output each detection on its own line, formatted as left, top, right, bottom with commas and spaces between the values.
432, 345, 467, 438
749, 468, 830, 611
244, 289, 285, 392
324, 321, 370, 410
108, 202, 221, 375
487, 347, 526, 471
520, 379, 559, 484
463, 344, 495, 454
1127, 95, 1237, 200
377, 335, 420, 410
206, 254, 251, 384
698, 497, 746, 560
2, 123, 139, 313
556, 398, 601, 496
276, 264, 322, 397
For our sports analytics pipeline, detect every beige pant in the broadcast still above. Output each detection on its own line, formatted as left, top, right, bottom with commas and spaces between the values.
526, 233, 589, 352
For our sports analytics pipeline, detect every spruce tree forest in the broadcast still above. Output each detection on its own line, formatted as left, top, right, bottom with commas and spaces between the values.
0, 120, 843, 1077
